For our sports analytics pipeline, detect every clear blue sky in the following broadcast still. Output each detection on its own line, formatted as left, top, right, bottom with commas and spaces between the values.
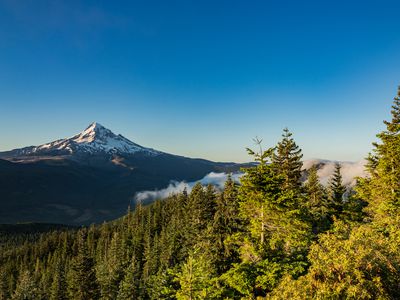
1, 0, 399, 162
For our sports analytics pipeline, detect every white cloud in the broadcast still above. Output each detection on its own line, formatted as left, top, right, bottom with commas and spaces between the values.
135, 159, 368, 204
134, 172, 241, 204
302, 159, 368, 186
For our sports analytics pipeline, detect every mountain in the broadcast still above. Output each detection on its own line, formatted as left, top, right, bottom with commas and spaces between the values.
1, 122, 160, 158
0, 123, 244, 225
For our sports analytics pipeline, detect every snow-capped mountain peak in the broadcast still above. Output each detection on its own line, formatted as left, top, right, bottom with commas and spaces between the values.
76, 122, 108, 143
71, 122, 122, 145
7, 122, 161, 157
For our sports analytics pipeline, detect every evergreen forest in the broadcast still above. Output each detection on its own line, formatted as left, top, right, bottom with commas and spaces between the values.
1, 87, 400, 299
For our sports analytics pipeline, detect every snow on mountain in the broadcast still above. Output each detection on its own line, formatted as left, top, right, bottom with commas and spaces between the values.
11, 122, 161, 157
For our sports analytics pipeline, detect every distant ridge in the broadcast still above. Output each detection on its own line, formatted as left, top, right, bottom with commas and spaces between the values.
0, 123, 245, 225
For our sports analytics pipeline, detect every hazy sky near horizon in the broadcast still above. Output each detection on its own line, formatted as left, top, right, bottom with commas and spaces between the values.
1, 0, 400, 162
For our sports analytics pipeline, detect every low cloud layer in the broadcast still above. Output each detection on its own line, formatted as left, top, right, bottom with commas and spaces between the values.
135, 159, 368, 204
302, 159, 368, 186
135, 172, 242, 203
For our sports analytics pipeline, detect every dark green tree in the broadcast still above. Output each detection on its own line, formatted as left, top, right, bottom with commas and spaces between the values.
183, 183, 215, 250
225, 140, 311, 297
0, 269, 9, 300
211, 175, 241, 272
49, 262, 67, 300
240, 139, 311, 255
68, 230, 100, 300
11, 271, 38, 300
272, 128, 304, 191
239, 144, 283, 252
328, 163, 346, 216
304, 165, 330, 233
97, 232, 126, 300
175, 248, 215, 300
357, 86, 400, 218
116, 256, 139, 300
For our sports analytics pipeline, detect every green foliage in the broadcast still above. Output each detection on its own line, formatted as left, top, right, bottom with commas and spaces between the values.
68, 230, 100, 300
328, 163, 346, 215
357, 87, 400, 218
304, 165, 330, 233
1, 86, 400, 299
221, 262, 259, 296
11, 270, 38, 300
116, 256, 139, 300
146, 268, 178, 300
240, 135, 311, 256
272, 128, 304, 191
175, 249, 215, 300
0, 269, 10, 300
183, 183, 216, 250
269, 221, 400, 299
50, 262, 68, 300
210, 176, 242, 273
222, 133, 312, 297
97, 232, 126, 299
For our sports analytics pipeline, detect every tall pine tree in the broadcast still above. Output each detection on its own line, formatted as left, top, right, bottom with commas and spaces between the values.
68, 230, 100, 300
116, 256, 139, 300
304, 165, 329, 233
11, 271, 38, 300
239, 139, 311, 257
50, 261, 67, 300
0, 269, 9, 300
211, 175, 241, 272
272, 128, 304, 191
357, 86, 400, 218
328, 163, 346, 216
175, 249, 215, 300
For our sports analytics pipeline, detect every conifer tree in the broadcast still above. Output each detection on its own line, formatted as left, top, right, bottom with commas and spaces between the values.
357, 86, 400, 218
239, 144, 282, 251
68, 230, 100, 300
214, 175, 241, 234
272, 128, 304, 190
175, 249, 214, 300
239, 140, 311, 256
50, 262, 67, 300
116, 256, 139, 300
304, 165, 329, 233
328, 163, 346, 216
222, 138, 312, 297
189, 183, 215, 226
187, 183, 206, 226
211, 175, 241, 272
142, 231, 160, 283
35, 257, 52, 299
11, 271, 38, 300
0, 269, 9, 300
183, 183, 214, 250
204, 184, 217, 220
97, 232, 126, 300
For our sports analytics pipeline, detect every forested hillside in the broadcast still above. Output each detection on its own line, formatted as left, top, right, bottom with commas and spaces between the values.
1, 88, 400, 299
0, 124, 244, 225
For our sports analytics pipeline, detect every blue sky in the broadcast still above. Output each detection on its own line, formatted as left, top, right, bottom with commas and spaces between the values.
0, 0, 399, 162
